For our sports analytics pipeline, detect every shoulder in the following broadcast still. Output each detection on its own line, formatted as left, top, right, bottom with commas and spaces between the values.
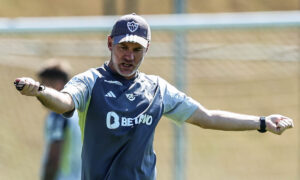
73, 67, 103, 82
139, 73, 173, 93
66, 67, 103, 90
139, 73, 166, 85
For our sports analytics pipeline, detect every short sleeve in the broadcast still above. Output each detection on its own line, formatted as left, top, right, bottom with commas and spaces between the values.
158, 77, 199, 125
61, 68, 100, 115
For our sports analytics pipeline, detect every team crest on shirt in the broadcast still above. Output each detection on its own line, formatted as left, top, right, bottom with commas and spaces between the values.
127, 21, 139, 32
126, 93, 136, 101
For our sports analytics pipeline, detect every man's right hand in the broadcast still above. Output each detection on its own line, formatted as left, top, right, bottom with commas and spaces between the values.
14, 77, 42, 96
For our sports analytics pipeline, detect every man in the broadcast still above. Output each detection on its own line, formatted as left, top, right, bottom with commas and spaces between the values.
37, 60, 82, 180
14, 14, 294, 180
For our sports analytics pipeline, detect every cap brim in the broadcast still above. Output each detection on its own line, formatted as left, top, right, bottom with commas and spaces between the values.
113, 35, 148, 48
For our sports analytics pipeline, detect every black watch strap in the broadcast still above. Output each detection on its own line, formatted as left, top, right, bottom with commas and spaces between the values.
257, 116, 267, 133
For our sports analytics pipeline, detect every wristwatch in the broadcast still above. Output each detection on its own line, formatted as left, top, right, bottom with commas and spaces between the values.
257, 116, 267, 133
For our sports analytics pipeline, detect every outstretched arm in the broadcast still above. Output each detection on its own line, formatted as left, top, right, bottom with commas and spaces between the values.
14, 77, 74, 114
186, 104, 294, 135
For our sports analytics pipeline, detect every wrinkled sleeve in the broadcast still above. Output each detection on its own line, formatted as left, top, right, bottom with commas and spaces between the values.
61, 69, 99, 117
158, 77, 199, 125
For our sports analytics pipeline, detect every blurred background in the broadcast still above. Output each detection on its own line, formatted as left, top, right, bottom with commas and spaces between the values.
0, 0, 299, 180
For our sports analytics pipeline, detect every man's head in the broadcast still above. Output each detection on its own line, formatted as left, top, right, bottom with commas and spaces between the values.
37, 59, 71, 91
108, 13, 151, 79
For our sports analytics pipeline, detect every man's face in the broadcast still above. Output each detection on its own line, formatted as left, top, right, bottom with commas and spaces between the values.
108, 36, 148, 79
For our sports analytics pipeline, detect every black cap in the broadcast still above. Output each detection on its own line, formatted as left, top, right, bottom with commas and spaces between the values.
110, 13, 151, 48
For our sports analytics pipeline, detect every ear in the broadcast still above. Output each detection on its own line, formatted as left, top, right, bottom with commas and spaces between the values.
107, 36, 113, 51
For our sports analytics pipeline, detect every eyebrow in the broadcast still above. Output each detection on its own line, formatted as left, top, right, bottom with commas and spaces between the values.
119, 42, 143, 49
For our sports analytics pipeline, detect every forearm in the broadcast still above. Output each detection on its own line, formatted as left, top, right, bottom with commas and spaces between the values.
187, 106, 260, 131
37, 87, 74, 114
187, 104, 294, 134
202, 110, 260, 131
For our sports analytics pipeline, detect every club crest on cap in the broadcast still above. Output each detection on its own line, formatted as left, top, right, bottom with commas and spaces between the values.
127, 21, 139, 33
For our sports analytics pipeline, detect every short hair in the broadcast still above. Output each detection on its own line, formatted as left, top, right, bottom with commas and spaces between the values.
37, 59, 71, 83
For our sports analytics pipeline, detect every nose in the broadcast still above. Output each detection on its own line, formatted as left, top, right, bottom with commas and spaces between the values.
124, 50, 134, 61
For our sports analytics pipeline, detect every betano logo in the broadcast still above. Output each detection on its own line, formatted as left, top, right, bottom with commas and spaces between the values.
106, 111, 153, 129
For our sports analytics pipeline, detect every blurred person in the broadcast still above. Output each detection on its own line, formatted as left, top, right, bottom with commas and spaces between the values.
37, 60, 82, 180
15, 14, 293, 180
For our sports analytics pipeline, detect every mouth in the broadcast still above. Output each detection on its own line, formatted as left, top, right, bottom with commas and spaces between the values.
121, 63, 133, 69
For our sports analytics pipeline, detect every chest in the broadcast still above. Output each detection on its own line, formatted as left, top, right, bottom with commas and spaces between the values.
94, 78, 158, 113
85, 78, 163, 133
